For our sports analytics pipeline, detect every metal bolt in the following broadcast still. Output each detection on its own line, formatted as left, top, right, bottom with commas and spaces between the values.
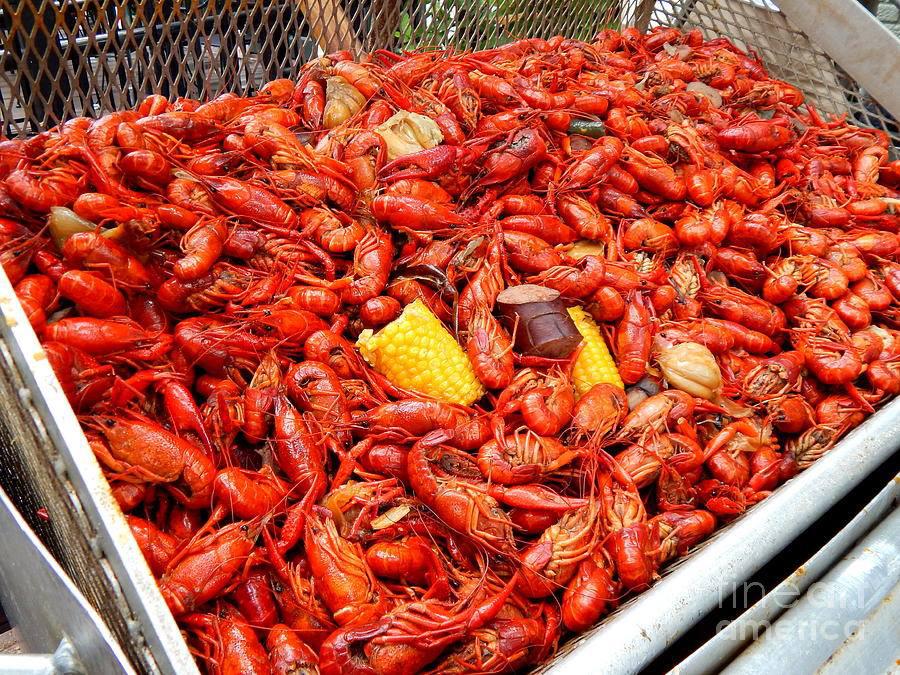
127, 619, 142, 639
52, 456, 67, 478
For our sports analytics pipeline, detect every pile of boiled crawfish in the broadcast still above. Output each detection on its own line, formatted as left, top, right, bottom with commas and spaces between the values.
2, 26, 900, 675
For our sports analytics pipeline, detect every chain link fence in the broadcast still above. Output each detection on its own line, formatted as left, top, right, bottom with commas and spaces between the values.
0, 0, 622, 136
0, 0, 897, 143
651, 1, 899, 146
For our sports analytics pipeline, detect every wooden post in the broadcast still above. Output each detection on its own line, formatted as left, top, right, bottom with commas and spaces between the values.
298, 0, 363, 54
368, 0, 401, 52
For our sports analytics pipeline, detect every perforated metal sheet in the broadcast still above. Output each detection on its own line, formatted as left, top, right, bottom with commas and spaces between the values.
0, 338, 158, 673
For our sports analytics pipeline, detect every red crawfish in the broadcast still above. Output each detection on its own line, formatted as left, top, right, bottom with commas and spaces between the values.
616, 291, 654, 385
408, 431, 516, 553
89, 415, 213, 508
182, 604, 270, 675
717, 119, 793, 153
158, 521, 259, 616
318, 573, 519, 675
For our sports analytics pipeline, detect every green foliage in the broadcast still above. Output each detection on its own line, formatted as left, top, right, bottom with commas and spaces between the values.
393, 0, 619, 51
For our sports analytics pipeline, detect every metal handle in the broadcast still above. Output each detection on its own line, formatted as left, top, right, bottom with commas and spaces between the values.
0, 487, 134, 675
0, 639, 84, 675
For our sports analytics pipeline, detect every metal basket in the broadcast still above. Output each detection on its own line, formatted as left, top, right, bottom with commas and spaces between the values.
2, 0, 898, 139
0, 2, 898, 674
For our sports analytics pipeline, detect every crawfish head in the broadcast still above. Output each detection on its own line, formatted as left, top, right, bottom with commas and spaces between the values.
696, 480, 745, 516
786, 425, 839, 468
435, 445, 483, 481
478, 127, 547, 186
394, 263, 457, 303
743, 363, 790, 400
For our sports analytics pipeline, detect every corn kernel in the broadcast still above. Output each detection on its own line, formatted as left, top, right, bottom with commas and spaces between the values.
567, 306, 624, 397
357, 299, 485, 405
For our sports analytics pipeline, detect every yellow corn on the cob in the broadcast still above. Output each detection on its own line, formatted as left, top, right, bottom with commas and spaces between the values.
357, 299, 485, 406
567, 306, 624, 397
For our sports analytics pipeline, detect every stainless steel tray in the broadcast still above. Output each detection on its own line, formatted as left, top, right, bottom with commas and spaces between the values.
721, 486, 900, 675
539, 398, 900, 674
0, 484, 135, 674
